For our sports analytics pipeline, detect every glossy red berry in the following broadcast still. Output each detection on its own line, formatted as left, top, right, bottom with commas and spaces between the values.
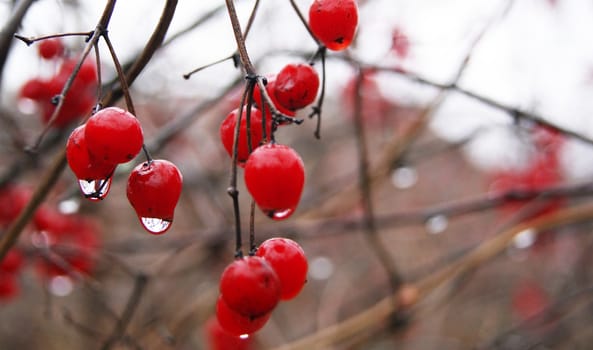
215, 296, 271, 337
126, 160, 183, 234
38, 38, 64, 60
253, 76, 296, 120
244, 143, 305, 220
66, 125, 117, 200
219, 256, 281, 318
85, 107, 144, 164
274, 63, 320, 111
206, 315, 254, 350
256, 238, 308, 300
309, 0, 359, 51
66, 125, 117, 181
219, 107, 272, 167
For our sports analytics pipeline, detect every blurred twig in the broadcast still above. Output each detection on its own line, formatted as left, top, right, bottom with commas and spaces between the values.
273, 202, 593, 350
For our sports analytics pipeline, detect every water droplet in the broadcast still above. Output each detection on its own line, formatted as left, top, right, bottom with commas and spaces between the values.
78, 178, 112, 201
513, 228, 536, 249
425, 215, 448, 234
140, 217, 172, 234
239, 334, 250, 340
309, 256, 334, 281
391, 166, 418, 189
58, 198, 80, 214
265, 208, 294, 220
49, 275, 73, 297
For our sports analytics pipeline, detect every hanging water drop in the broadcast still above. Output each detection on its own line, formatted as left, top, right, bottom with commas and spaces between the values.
78, 178, 112, 201
425, 215, 448, 234
140, 217, 172, 234
265, 207, 295, 221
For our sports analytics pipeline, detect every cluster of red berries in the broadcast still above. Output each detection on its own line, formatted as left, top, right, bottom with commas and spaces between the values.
66, 106, 183, 234
0, 184, 101, 301
489, 125, 564, 222
216, 238, 308, 337
18, 38, 98, 128
308, 0, 359, 51
220, 62, 318, 220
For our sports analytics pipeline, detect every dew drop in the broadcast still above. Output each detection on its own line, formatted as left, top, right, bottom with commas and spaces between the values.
391, 166, 418, 189
265, 207, 294, 220
78, 178, 112, 201
140, 217, 172, 234
425, 215, 448, 234
49, 275, 73, 297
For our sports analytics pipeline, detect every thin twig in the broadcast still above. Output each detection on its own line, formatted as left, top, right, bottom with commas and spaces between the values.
352, 67, 402, 292
100, 273, 149, 350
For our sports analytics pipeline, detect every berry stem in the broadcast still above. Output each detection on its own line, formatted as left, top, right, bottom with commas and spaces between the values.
14, 31, 94, 46
249, 199, 257, 255
288, 0, 320, 45
309, 45, 327, 139
101, 31, 136, 116
227, 76, 255, 258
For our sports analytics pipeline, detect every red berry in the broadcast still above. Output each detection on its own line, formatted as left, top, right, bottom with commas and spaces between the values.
85, 107, 144, 164
66, 125, 117, 181
19, 78, 47, 100
253, 76, 296, 120
512, 280, 549, 321
219, 256, 281, 318
274, 63, 320, 111
244, 143, 305, 220
216, 296, 270, 337
38, 38, 64, 60
206, 315, 254, 350
0, 249, 24, 274
391, 26, 410, 59
220, 107, 272, 167
126, 160, 183, 234
0, 185, 31, 225
309, 0, 359, 51
0, 272, 19, 301
342, 69, 392, 126
34, 215, 100, 278
256, 238, 308, 300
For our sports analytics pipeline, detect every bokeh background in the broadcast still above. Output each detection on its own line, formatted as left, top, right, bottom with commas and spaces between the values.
1, 0, 593, 349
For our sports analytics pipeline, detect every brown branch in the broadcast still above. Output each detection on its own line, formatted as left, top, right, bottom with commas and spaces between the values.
352, 67, 403, 291
100, 273, 149, 350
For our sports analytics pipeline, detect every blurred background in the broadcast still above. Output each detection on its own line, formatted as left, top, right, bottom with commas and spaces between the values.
1, 0, 593, 349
